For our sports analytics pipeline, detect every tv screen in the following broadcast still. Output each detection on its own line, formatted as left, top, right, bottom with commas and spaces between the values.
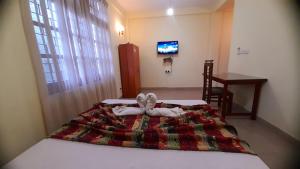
157, 41, 179, 55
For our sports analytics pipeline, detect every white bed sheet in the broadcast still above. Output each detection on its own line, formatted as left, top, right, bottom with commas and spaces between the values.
3, 99, 269, 169
102, 99, 208, 106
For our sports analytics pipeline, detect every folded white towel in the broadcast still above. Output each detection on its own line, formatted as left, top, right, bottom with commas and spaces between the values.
145, 93, 157, 110
112, 106, 144, 116
136, 93, 146, 111
146, 107, 186, 117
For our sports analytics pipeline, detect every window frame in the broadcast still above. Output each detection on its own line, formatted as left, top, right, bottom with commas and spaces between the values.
28, 0, 113, 94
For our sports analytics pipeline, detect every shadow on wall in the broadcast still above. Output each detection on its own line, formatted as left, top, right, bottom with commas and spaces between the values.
0, 133, 6, 166
0, 0, 10, 166
0, 0, 8, 27
229, 82, 287, 132
229, 85, 254, 111
290, 1, 300, 168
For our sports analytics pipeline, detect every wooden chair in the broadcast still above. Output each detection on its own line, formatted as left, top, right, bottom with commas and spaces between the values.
202, 60, 233, 114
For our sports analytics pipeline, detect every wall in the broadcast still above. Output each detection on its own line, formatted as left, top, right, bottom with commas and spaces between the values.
217, 9, 233, 74
128, 10, 233, 88
229, 0, 300, 140
209, 8, 233, 75
129, 14, 210, 88
0, 0, 46, 166
107, 0, 128, 98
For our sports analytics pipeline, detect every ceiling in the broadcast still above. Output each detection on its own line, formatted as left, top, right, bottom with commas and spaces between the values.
114, 0, 226, 13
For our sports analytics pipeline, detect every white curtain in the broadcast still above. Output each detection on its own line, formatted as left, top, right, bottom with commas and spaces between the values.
21, 0, 117, 133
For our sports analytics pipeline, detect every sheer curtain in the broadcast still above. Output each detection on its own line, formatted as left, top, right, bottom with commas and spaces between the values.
21, 0, 117, 133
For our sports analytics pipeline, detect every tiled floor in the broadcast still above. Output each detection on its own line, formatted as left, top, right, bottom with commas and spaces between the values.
141, 88, 298, 169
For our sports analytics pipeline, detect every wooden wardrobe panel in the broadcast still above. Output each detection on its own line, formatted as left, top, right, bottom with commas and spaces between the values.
133, 45, 141, 95
118, 43, 141, 98
118, 45, 130, 97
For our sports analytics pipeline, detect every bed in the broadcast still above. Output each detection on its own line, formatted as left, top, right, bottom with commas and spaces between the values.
3, 99, 269, 169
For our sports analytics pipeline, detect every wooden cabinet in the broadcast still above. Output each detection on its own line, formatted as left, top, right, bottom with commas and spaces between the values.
118, 43, 141, 98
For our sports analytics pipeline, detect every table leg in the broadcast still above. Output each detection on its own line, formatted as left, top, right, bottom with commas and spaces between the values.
251, 83, 263, 120
221, 83, 228, 119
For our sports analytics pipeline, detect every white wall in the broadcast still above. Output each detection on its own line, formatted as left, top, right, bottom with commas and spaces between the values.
129, 14, 210, 88
0, 0, 46, 166
107, 0, 128, 98
229, 0, 300, 140
128, 11, 232, 88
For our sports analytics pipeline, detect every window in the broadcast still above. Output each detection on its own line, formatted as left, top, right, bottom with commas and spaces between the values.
29, 0, 61, 84
28, 0, 113, 94
25, 0, 116, 133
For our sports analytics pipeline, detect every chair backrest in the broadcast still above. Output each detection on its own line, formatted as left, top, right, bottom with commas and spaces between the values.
202, 60, 214, 103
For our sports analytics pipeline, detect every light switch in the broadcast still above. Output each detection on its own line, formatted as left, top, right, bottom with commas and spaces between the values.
237, 47, 249, 55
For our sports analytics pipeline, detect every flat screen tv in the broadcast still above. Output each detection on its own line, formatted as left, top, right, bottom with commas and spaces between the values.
157, 41, 179, 55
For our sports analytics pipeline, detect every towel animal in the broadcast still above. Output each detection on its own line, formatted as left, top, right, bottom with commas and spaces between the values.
136, 93, 147, 111
112, 106, 143, 116
145, 93, 157, 110
144, 93, 186, 117
146, 107, 185, 117
112, 93, 186, 117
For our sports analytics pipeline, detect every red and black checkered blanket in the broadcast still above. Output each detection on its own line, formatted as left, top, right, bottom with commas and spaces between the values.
50, 102, 255, 154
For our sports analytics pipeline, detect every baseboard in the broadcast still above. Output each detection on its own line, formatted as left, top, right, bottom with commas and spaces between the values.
141, 87, 203, 90
257, 117, 300, 145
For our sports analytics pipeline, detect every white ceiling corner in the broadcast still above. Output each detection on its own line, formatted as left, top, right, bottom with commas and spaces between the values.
107, 0, 127, 16
114, 0, 228, 18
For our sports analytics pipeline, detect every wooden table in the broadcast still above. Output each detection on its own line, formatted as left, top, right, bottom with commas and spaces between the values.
212, 73, 267, 120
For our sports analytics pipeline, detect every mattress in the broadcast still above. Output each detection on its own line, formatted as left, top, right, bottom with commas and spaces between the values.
3, 99, 270, 169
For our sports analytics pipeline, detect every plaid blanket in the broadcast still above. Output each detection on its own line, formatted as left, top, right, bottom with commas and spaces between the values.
50, 102, 255, 154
